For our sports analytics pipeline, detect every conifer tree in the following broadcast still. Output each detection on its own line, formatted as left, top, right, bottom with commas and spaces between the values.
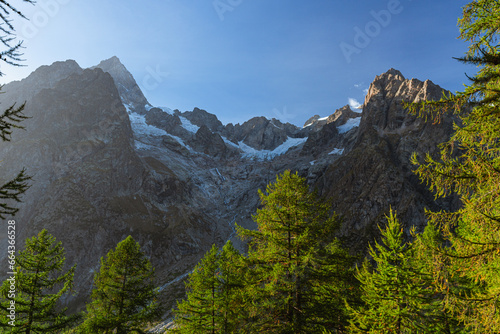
407, 0, 500, 330
174, 241, 244, 334
80, 236, 160, 333
348, 211, 463, 333
237, 170, 356, 333
0, 229, 77, 333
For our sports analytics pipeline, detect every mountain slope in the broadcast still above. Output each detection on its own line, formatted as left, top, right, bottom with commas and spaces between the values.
0, 57, 457, 315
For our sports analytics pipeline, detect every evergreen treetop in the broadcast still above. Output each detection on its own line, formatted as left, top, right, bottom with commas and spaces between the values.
0, 229, 77, 333
81, 235, 161, 334
237, 170, 356, 333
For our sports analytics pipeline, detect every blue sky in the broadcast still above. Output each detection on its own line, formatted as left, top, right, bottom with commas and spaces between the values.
1, 0, 473, 126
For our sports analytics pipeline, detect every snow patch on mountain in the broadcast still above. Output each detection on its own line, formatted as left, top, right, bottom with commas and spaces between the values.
239, 137, 308, 160
222, 137, 239, 149
179, 116, 200, 133
128, 112, 169, 137
337, 117, 361, 134
159, 106, 174, 114
328, 148, 344, 155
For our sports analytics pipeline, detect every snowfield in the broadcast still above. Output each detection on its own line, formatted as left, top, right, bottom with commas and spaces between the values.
238, 137, 308, 160
337, 117, 361, 134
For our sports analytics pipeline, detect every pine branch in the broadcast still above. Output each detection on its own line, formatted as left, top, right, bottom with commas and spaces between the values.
0, 101, 29, 141
0, 168, 31, 218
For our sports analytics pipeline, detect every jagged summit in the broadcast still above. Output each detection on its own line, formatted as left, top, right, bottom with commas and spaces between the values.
384, 68, 405, 79
92, 56, 150, 112
304, 115, 321, 128
361, 68, 448, 134
94, 55, 122, 67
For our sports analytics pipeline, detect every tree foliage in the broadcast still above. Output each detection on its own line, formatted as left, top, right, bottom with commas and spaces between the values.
348, 211, 464, 333
407, 0, 500, 331
174, 241, 244, 334
237, 170, 357, 333
0, 0, 33, 218
0, 0, 34, 74
172, 171, 357, 333
0, 229, 77, 333
80, 236, 160, 334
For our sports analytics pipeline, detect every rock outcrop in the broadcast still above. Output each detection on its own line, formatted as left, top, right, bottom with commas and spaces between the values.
181, 107, 225, 133
317, 69, 458, 251
328, 105, 360, 126
223, 117, 301, 151
93, 56, 149, 113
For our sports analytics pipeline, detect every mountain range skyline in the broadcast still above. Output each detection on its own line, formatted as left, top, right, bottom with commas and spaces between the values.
0, 0, 472, 127
0, 57, 458, 316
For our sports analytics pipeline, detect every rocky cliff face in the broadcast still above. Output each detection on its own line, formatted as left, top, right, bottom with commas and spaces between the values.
0, 57, 457, 314
93, 56, 149, 113
318, 69, 458, 251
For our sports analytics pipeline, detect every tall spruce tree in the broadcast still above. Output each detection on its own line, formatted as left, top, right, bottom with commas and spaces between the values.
237, 170, 357, 333
407, 0, 500, 330
173, 241, 244, 334
0, 229, 77, 333
80, 236, 160, 333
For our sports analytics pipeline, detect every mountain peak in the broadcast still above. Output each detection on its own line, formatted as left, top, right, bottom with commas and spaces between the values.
0, 59, 83, 103
384, 68, 404, 78
92, 56, 149, 112
375, 68, 405, 82
28, 59, 82, 84
93, 56, 125, 70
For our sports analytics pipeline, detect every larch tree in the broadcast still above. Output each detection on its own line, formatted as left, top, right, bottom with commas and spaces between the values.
80, 236, 160, 334
411, 221, 470, 333
237, 170, 357, 333
173, 241, 245, 334
407, 0, 500, 331
0, 0, 33, 218
0, 229, 77, 333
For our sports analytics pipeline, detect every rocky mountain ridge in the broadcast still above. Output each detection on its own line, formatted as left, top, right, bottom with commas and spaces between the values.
0, 57, 456, 314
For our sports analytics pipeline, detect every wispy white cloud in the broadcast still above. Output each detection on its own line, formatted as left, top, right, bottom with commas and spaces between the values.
348, 98, 362, 110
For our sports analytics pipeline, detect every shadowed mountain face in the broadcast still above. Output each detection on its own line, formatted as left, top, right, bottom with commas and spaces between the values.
0, 57, 457, 311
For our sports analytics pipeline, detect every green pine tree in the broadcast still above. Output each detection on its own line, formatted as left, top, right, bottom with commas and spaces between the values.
215, 241, 246, 333
80, 236, 160, 333
174, 241, 244, 334
0, 229, 77, 333
348, 210, 463, 333
407, 0, 500, 330
237, 170, 356, 333
348, 210, 422, 333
